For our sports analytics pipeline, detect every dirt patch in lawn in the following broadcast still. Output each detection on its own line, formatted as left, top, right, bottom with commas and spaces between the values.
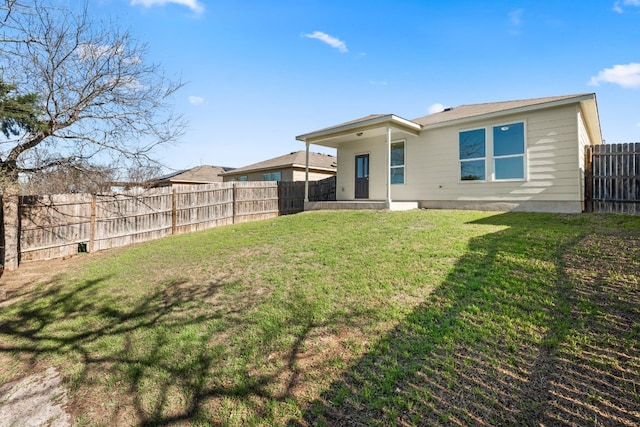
0, 367, 70, 427
546, 232, 640, 426
0, 252, 109, 426
0, 253, 105, 305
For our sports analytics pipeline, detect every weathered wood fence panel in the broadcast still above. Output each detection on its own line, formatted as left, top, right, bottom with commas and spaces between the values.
174, 184, 234, 233
278, 176, 336, 215
4, 179, 334, 265
233, 182, 279, 223
10, 182, 282, 264
278, 182, 305, 215
311, 176, 337, 202
19, 193, 93, 262
585, 143, 640, 214
93, 189, 173, 252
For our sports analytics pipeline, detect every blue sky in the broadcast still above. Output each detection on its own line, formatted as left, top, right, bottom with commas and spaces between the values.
96, 0, 640, 171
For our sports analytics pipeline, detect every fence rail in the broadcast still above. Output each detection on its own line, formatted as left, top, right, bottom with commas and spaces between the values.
585, 143, 640, 214
2, 179, 336, 265
12, 182, 282, 264
278, 176, 336, 215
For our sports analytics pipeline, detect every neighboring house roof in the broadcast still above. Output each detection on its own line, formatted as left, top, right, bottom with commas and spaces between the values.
296, 93, 601, 147
221, 151, 336, 175
152, 165, 235, 186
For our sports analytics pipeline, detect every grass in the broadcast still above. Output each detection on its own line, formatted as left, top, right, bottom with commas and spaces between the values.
0, 209, 639, 426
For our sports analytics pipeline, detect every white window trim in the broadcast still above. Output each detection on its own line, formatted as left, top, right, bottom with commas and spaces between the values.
390, 139, 406, 185
491, 121, 527, 182
458, 121, 528, 183
458, 128, 487, 182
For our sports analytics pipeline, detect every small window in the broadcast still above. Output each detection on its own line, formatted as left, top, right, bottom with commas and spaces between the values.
493, 122, 525, 180
390, 141, 405, 184
459, 128, 486, 181
262, 171, 281, 182
238, 176, 248, 182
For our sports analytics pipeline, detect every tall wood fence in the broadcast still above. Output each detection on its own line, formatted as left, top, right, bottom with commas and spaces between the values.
278, 176, 336, 215
12, 182, 279, 264
585, 143, 640, 214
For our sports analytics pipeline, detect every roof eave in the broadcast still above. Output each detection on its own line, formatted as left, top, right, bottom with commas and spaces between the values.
221, 164, 335, 176
296, 114, 421, 144
579, 96, 603, 145
290, 164, 336, 172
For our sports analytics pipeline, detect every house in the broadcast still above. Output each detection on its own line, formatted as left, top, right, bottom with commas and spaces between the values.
220, 150, 336, 182
149, 165, 235, 187
295, 93, 601, 214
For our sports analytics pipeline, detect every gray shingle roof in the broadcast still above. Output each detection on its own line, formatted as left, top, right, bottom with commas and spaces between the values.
414, 93, 594, 127
222, 151, 336, 175
155, 165, 234, 184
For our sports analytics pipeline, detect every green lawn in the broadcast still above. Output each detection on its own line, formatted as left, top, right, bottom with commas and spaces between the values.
1, 210, 639, 426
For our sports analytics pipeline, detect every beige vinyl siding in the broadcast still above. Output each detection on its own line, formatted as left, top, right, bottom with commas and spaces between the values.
336, 132, 408, 200
577, 109, 594, 206
291, 169, 335, 182
387, 104, 583, 205
331, 103, 587, 211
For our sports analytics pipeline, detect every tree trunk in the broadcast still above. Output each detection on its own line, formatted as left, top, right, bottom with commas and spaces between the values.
2, 183, 20, 271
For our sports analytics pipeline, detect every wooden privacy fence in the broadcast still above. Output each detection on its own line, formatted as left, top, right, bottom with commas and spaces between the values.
16, 182, 279, 263
585, 143, 640, 214
278, 176, 336, 215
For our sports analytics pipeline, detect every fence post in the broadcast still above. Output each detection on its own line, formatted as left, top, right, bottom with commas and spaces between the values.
232, 182, 237, 224
89, 194, 97, 252
172, 188, 177, 235
277, 181, 282, 215
584, 145, 593, 212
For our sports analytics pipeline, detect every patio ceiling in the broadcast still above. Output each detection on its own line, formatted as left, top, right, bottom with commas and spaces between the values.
296, 114, 422, 148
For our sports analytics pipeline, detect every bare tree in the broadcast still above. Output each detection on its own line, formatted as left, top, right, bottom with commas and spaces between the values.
21, 160, 116, 195
0, 1, 185, 270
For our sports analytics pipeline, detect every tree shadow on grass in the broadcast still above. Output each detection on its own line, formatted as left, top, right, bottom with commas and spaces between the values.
295, 213, 640, 426
0, 272, 263, 425
0, 264, 369, 425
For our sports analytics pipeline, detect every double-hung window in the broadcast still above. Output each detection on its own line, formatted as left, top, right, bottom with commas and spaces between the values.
390, 141, 405, 184
493, 122, 525, 180
459, 128, 486, 181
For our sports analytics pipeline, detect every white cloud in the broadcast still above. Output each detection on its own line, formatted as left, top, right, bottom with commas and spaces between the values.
612, 0, 640, 13
589, 63, 640, 88
77, 43, 141, 66
428, 103, 446, 114
509, 8, 524, 26
369, 80, 387, 86
130, 0, 204, 14
508, 8, 524, 35
188, 96, 204, 105
303, 31, 348, 53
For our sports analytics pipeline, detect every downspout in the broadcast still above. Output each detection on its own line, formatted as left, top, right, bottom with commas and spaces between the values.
386, 126, 392, 206
304, 141, 310, 203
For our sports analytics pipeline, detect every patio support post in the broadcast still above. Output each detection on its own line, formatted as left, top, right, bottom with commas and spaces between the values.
304, 141, 310, 203
386, 126, 392, 205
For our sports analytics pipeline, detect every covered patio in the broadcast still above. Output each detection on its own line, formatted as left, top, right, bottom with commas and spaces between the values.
296, 114, 422, 211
